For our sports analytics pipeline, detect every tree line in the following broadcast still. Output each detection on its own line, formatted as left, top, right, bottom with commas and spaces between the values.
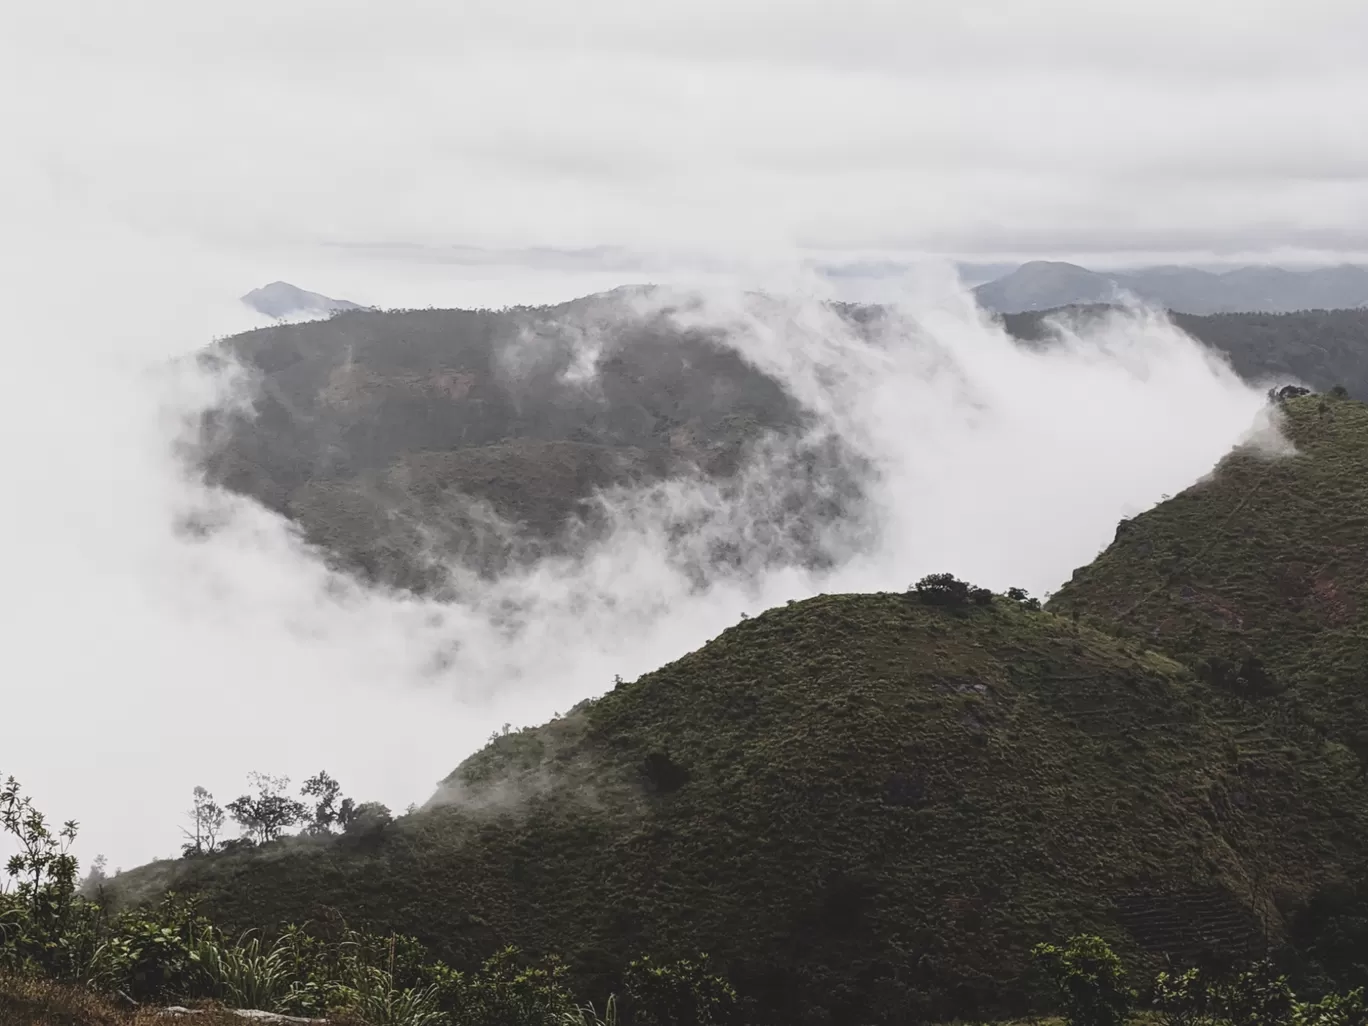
179, 770, 396, 859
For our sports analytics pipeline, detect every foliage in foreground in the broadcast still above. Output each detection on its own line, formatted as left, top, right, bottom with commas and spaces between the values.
2, 776, 734, 1026
1031, 936, 1368, 1026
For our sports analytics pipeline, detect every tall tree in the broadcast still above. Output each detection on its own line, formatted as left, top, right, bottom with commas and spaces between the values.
300, 771, 356, 834
226, 773, 306, 844
182, 786, 225, 856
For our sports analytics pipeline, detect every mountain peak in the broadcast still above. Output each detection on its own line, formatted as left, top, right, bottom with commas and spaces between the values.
240, 281, 365, 319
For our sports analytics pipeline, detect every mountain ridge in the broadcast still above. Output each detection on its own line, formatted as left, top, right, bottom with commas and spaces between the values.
975, 261, 1368, 314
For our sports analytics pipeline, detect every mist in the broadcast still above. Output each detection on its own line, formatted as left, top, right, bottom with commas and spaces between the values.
0, 203, 1272, 872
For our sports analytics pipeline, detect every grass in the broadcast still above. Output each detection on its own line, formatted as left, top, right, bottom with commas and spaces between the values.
0, 974, 256, 1026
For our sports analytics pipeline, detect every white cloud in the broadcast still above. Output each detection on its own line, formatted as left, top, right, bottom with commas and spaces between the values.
0, 0, 1328, 872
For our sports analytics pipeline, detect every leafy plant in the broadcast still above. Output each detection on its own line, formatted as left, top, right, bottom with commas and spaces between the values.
1032, 934, 1133, 1026
1155, 967, 1211, 1026
0, 773, 93, 980
433, 946, 576, 1025
191, 929, 293, 1010
1209, 961, 1298, 1026
624, 954, 736, 1026
1302, 987, 1368, 1026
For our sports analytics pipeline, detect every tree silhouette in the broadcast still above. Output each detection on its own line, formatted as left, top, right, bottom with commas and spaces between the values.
226, 773, 306, 844
300, 771, 357, 835
181, 786, 225, 856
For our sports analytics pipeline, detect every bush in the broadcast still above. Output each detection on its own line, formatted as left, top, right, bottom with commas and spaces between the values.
1210, 961, 1298, 1026
1303, 988, 1368, 1026
1154, 967, 1210, 1026
431, 945, 577, 1025
343, 802, 393, 838
624, 954, 737, 1026
911, 573, 995, 609
1032, 934, 1133, 1026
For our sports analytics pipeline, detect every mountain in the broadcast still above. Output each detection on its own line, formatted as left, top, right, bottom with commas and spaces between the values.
1051, 390, 1368, 777
973, 261, 1125, 312
194, 290, 871, 593
196, 294, 1368, 601
1045, 391, 1368, 991
121, 589, 1357, 1024
119, 396, 1368, 1023
1002, 306, 1368, 399
975, 262, 1368, 314
240, 281, 366, 319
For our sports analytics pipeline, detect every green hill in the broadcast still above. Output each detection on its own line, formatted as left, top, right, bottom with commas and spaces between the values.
1051, 391, 1368, 762
117, 583, 1368, 1024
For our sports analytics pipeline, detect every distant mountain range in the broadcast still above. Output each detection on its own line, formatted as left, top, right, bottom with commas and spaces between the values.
240, 281, 365, 319
972, 261, 1368, 314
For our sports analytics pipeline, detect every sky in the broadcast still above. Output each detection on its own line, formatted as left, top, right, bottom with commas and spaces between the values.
3, 0, 1368, 279
0, 1, 1352, 870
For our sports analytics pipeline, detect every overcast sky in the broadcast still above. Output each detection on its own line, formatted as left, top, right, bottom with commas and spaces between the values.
4, 0, 1368, 284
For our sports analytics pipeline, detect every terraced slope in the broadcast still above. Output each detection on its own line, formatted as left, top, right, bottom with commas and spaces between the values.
1051, 392, 1368, 760
119, 591, 1368, 1024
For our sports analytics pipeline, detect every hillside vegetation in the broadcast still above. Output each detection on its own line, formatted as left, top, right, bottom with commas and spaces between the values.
1052, 392, 1368, 751
116, 576, 1368, 1024
196, 290, 865, 592
129, 301, 1368, 1022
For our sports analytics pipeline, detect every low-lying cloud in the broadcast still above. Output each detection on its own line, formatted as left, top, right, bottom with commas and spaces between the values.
0, 213, 1273, 873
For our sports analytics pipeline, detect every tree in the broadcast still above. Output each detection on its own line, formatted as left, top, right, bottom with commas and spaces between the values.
343, 802, 393, 838
226, 773, 306, 844
78, 854, 109, 898
1032, 934, 1132, 1026
181, 786, 225, 857
300, 771, 356, 835
0, 774, 90, 979
1, 774, 79, 917
911, 573, 993, 609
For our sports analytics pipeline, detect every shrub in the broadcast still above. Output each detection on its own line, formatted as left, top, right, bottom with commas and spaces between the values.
432, 946, 577, 1025
1303, 988, 1368, 1026
343, 802, 394, 839
1209, 961, 1298, 1026
1032, 934, 1133, 1026
1154, 967, 1210, 1026
624, 954, 737, 1026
